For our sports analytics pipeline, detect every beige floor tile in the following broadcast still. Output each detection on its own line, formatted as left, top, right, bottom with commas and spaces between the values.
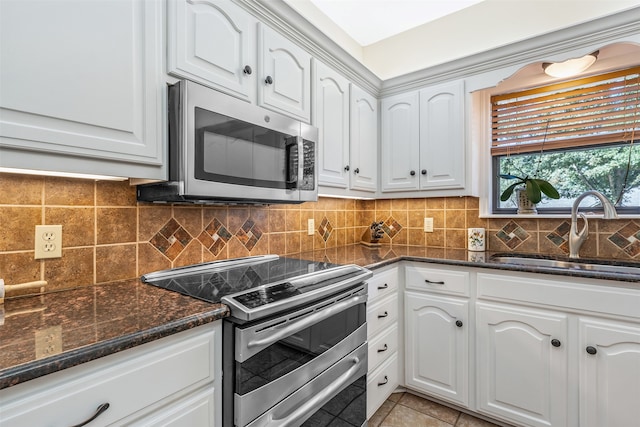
369, 399, 396, 427
388, 392, 405, 403
398, 393, 460, 424
380, 405, 453, 427
455, 413, 501, 427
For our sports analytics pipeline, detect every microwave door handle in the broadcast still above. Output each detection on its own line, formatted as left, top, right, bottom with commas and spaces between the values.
286, 137, 299, 187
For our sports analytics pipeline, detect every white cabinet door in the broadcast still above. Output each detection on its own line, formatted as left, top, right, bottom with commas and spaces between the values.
579, 318, 640, 427
314, 61, 350, 188
476, 302, 569, 427
0, 0, 163, 180
419, 81, 465, 190
381, 91, 420, 191
349, 84, 378, 192
405, 291, 469, 407
258, 24, 311, 123
167, 0, 256, 102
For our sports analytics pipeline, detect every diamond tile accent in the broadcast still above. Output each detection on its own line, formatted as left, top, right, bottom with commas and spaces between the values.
150, 218, 193, 260
607, 221, 640, 257
496, 220, 531, 249
382, 216, 403, 239
199, 218, 232, 256
545, 221, 571, 253
235, 218, 263, 251
317, 217, 333, 242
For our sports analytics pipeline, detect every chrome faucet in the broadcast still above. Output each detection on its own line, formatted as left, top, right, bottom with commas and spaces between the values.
569, 190, 618, 258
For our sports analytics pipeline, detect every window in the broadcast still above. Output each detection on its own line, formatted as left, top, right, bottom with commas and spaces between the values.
491, 66, 640, 214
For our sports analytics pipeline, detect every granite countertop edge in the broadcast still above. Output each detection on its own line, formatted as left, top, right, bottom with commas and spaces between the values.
0, 305, 229, 390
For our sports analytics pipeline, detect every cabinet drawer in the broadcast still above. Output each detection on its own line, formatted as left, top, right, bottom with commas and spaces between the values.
367, 293, 398, 338
367, 353, 399, 419
368, 324, 398, 373
0, 326, 217, 427
368, 267, 399, 302
405, 265, 469, 296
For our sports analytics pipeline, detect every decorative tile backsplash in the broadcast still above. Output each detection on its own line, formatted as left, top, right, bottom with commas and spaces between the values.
1, 173, 638, 295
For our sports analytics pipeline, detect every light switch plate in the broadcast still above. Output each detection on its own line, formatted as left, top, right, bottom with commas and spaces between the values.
424, 218, 434, 232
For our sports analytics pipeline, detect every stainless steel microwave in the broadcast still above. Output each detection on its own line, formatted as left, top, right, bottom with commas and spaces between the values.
137, 80, 317, 205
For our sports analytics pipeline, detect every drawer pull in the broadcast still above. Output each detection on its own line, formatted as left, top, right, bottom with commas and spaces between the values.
377, 311, 389, 319
377, 344, 388, 353
425, 279, 445, 285
377, 283, 389, 290
70, 403, 110, 427
378, 375, 389, 386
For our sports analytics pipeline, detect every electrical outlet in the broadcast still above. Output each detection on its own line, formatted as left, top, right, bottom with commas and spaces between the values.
424, 217, 434, 232
307, 218, 315, 236
34, 225, 62, 259
35, 325, 62, 359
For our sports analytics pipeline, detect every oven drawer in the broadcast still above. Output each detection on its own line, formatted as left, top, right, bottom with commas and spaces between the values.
405, 265, 470, 296
367, 293, 398, 338
367, 352, 399, 419
368, 324, 398, 373
368, 267, 398, 302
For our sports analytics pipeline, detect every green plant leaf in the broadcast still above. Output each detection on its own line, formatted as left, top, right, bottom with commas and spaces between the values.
500, 182, 520, 201
534, 179, 560, 199
526, 179, 542, 203
499, 174, 522, 180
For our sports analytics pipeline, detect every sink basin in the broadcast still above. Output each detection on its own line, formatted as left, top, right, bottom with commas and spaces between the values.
489, 254, 640, 275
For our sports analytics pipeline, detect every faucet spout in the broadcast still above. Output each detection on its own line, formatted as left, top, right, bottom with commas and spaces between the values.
569, 190, 618, 258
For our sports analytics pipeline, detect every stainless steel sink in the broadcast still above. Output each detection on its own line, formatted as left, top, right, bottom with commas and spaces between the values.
489, 255, 640, 275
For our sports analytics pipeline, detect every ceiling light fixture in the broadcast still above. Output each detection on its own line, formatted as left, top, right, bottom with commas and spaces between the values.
542, 50, 599, 78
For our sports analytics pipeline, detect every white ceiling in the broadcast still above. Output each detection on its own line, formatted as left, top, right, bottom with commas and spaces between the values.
303, 0, 486, 46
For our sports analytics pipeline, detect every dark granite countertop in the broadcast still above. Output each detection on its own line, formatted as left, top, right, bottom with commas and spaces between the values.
2, 244, 638, 391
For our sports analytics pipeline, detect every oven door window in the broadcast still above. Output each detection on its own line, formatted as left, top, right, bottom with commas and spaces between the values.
194, 107, 297, 189
236, 303, 364, 396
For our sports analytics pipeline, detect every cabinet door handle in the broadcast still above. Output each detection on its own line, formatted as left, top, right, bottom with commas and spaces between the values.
265, 75, 273, 84
421, 169, 427, 175
425, 279, 445, 285
410, 170, 416, 176
377, 311, 389, 318
378, 375, 389, 386
551, 338, 561, 347
377, 283, 388, 290
377, 344, 388, 353
456, 320, 463, 328
243, 65, 252, 75
69, 403, 110, 427
586, 346, 597, 355
344, 165, 350, 171
354, 168, 360, 174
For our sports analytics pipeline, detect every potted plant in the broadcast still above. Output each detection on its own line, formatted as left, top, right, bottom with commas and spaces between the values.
499, 174, 560, 214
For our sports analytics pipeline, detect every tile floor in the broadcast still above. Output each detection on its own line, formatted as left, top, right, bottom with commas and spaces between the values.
369, 392, 503, 427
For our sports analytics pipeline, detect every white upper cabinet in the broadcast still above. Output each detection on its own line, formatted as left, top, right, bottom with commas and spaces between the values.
315, 61, 350, 188
349, 84, 378, 192
258, 24, 312, 122
0, 0, 163, 180
381, 80, 466, 193
167, 0, 256, 102
419, 81, 465, 189
381, 91, 420, 191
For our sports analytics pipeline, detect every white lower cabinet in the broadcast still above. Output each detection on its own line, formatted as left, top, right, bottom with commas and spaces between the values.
405, 292, 469, 407
579, 317, 640, 427
476, 302, 569, 427
0, 323, 222, 427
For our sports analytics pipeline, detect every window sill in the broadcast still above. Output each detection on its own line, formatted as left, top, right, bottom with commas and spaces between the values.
480, 213, 640, 219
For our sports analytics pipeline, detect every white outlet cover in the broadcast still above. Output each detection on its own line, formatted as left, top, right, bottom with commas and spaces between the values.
307, 218, 315, 236
424, 217, 434, 232
34, 225, 62, 259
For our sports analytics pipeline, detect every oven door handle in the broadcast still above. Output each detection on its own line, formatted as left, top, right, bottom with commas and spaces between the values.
272, 355, 363, 427
246, 293, 367, 351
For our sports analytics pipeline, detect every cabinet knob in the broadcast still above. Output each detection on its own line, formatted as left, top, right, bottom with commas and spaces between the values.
586, 346, 597, 355
344, 165, 350, 171
70, 403, 110, 427
456, 320, 463, 328
354, 168, 360, 174
378, 375, 389, 386
410, 170, 416, 176
551, 339, 561, 347
377, 311, 389, 318
421, 169, 427, 175
265, 76, 273, 84
377, 344, 388, 353
243, 65, 252, 75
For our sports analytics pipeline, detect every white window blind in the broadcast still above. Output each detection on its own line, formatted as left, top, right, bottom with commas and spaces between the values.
491, 66, 640, 156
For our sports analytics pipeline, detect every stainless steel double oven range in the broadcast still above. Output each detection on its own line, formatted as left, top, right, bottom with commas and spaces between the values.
142, 255, 371, 427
